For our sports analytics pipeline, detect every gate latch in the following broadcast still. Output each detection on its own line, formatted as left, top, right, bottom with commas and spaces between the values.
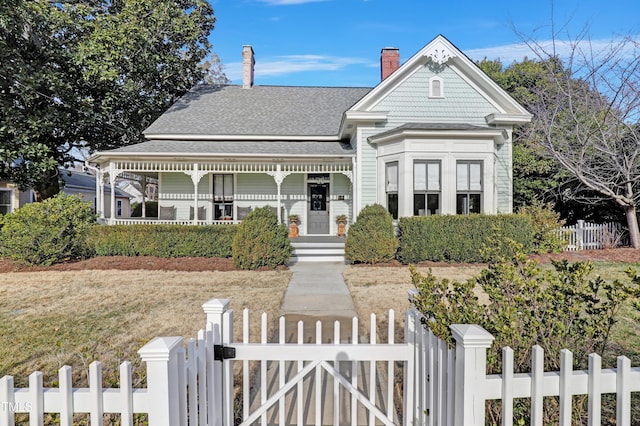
214, 344, 236, 361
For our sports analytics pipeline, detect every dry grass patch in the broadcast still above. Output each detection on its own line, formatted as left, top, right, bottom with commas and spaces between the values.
0, 269, 290, 387
343, 265, 485, 342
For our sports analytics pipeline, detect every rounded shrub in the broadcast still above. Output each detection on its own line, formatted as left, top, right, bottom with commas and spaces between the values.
0, 193, 96, 265
345, 204, 399, 264
232, 206, 292, 270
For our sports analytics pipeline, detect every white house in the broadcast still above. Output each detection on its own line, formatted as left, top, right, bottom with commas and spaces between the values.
89, 35, 531, 235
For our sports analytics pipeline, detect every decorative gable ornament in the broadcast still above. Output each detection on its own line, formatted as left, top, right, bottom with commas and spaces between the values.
423, 39, 457, 65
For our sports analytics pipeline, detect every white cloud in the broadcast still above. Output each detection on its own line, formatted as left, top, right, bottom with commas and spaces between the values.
225, 55, 375, 82
465, 37, 638, 65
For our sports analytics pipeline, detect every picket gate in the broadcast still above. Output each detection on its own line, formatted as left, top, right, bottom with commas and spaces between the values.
2, 298, 640, 425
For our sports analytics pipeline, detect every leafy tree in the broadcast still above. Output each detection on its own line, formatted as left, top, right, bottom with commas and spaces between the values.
478, 58, 565, 209
0, 0, 216, 200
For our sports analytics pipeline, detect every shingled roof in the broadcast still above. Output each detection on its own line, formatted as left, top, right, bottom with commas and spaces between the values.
104, 139, 355, 156
144, 85, 372, 138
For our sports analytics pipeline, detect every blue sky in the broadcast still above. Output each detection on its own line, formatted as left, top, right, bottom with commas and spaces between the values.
208, 0, 639, 88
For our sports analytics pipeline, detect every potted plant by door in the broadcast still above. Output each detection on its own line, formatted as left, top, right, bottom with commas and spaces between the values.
336, 214, 347, 237
288, 214, 299, 238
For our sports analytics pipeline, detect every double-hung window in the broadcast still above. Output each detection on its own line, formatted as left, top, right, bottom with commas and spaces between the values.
385, 162, 398, 220
0, 189, 13, 215
414, 161, 440, 215
213, 174, 234, 220
456, 161, 482, 214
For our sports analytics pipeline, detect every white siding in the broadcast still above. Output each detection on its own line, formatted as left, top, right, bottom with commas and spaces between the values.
158, 172, 210, 220
359, 127, 381, 209
331, 173, 351, 231
495, 140, 513, 213
281, 173, 305, 219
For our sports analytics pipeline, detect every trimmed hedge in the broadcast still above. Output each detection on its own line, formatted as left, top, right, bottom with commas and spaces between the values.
89, 225, 237, 258
397, 214, 535, 263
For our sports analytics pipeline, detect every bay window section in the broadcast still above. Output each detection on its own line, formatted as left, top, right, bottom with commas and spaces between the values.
413, 161, 440, 216
213, 174, 234, 220
385, 162, 398, 220
456, 161, 482, 214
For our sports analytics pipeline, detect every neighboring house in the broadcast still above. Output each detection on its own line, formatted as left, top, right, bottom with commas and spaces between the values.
59, 169, 132, 218
0, 182, 32, 215
89, 35, 531, 236
0, 169, 132, 218
119, 179, 158, 205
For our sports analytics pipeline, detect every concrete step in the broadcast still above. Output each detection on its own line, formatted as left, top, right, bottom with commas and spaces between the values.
290, 239, 345, 263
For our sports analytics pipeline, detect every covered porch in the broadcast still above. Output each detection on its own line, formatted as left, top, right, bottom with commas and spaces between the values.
94, 158, 355, 236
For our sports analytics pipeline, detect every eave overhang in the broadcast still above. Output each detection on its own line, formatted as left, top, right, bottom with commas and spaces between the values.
143, 133, 340, 142
485, 113, 532, 126
368, 126, 509, 145
338, 111, 389, 138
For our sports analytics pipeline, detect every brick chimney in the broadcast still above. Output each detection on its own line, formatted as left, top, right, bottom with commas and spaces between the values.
380, 47, 400, 81
242, 45, 255, 89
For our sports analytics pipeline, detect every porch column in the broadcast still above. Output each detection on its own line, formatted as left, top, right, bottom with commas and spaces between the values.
352, 156, 358, 221
108, 166, 116, 224
267, 166, 291, 224
141, 176, 147, 218
96, 168, 105, 219
193, 163, 199, 224
185, 164, 206, 224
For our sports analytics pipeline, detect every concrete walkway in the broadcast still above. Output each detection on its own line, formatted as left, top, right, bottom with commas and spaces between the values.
280, 261, 356, 318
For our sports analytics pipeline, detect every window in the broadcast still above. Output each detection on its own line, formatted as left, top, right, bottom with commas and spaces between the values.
213, 174, 234, 220
413, 161, 440, 215
456, 161, 482, 214
116, 200, 123, 217
0, 189, 13, 215
429, 76, 444, 98
385, 162, 398, 219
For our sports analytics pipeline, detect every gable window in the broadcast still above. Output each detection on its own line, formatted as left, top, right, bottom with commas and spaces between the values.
414, 161, 440, 215
213, 174, 234, 220
0, 189, 13, 215
456, 161, 482, 214
385, 162, 398, 220
429, 76, 444, 98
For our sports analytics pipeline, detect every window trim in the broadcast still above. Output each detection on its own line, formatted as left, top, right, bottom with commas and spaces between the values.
456, 161, 483, 215
413, 160, 441, 216
0, 188, 15, 215
385, 162, 399, 220
429, 76, 444, 98
213, 174, 234, 220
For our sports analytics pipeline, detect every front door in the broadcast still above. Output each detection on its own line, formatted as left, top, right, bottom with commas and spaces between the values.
307, 182, 329, 234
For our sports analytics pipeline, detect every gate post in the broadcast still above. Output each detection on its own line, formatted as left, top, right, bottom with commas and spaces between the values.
450, 325, 494, 426
203, 298, 231, 426
138, 336, 185, 426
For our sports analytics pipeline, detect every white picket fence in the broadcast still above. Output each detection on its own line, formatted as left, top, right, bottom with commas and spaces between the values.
1, 298, 639, 425
559, 220, 626, 251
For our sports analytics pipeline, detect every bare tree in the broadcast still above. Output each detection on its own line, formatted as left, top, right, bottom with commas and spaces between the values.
521, 31, 640, 247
